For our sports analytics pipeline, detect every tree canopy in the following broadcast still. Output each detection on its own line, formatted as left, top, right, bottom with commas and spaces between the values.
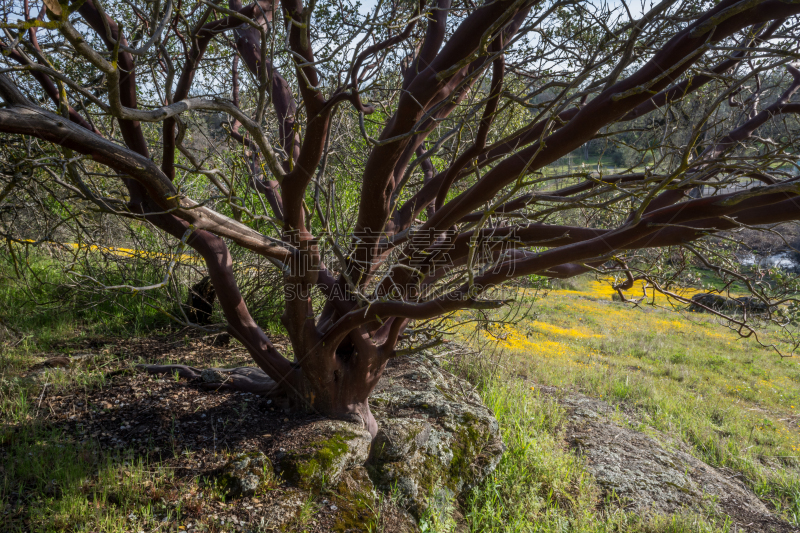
2, 0, 800, 435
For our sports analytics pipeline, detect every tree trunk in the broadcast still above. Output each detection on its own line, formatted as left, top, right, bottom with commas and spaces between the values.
301, 353, 382, 437
290, 336, 387, 438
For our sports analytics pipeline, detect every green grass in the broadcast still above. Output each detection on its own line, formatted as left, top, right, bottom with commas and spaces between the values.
451, 274, 800, 531
0, 253, 165, 431
1, 422, 184, 532
0, 253, 185, 531
0, 253, 169, 351
461, 381, 733, 532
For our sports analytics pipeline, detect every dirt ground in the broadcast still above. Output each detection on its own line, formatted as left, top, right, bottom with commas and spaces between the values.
3, 331, 417, 532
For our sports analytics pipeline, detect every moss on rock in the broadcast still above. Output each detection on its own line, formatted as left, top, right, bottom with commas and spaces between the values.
259, 353, 503, 530
366, 355, 504, 518
278, 420, 372, 492
330, 467, 380, 532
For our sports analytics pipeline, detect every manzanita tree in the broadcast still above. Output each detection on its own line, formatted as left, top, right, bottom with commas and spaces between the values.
2, 0, 800, 436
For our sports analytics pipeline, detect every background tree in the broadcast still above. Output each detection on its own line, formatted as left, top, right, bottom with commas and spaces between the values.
2, 0, 800, 437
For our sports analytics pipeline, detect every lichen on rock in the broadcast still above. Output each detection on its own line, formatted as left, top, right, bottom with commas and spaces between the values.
553, 389, 797, 532
366, 354, 504, 517
214, 450, 276, 499
257, 353, 503, 529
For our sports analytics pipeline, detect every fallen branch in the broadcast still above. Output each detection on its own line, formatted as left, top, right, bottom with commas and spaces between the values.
137, 364, 283, 396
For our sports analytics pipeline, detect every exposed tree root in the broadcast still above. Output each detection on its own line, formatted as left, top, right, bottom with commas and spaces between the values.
138, 364, 283, 396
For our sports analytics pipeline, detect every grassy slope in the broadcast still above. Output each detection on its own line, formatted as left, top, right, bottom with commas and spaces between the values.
2, 255, 800, 532
460, 277, 800, 531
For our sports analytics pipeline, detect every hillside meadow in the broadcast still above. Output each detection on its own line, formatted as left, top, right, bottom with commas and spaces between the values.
455, 277, 800, 531
1, 261, 799, 532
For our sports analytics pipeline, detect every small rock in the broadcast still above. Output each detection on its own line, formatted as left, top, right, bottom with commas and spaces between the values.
212, 333, 231, 347
44, 479, 60, 497
688, 292, 727, 312
215, 451, 276, 498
